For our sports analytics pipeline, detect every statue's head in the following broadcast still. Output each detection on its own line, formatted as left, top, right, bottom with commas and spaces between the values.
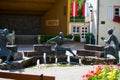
59, 32, 64, 37
3, 28, 9, 35
108, 29, 113, 35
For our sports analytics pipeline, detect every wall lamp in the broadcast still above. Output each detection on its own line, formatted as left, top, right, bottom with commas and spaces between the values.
89, 4, 93, 12
89, 4, 93, 21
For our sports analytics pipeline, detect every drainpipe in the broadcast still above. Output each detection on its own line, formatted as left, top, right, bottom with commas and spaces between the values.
97, 0, 100, 45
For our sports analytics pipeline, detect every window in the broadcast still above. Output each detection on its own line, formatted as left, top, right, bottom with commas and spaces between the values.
72, 25, 80, 34
114, 7, 120, 16
113, 6, 120, 23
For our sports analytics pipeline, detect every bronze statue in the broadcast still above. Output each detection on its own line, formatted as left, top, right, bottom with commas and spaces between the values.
0, 28, 12, 63
47, 32, 76, 57
101, 28, 119, 63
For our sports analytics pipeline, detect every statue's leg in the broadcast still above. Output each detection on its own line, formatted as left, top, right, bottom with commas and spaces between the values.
3, 48, 11, 63
57, 46, 76, 56
66, 48, 76, 56
113, 50, 119, 63
104, 48, 108, 58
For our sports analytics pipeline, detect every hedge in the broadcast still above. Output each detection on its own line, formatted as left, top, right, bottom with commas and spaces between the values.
38, 34, 80, 44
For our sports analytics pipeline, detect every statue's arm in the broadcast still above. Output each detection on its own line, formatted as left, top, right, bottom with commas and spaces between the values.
103, 36, 112, 44
64, 34, 75, 42
46, 37, 56, 44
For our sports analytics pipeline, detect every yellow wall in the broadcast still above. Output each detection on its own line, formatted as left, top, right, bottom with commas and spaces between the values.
40, 0, 68, 35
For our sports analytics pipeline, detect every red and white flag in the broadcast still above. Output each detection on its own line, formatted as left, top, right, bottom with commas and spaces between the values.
71, 2, 78, 17
82, 2, 89, 17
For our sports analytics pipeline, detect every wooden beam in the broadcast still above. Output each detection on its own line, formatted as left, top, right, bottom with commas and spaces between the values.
0, 72, 55, 80
0, 0, 56, 3
0, 1, 53, 11
0, 10, 46, 15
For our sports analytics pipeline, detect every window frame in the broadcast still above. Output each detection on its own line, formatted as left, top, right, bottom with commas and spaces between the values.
71, 25, 80, 34
114, 6, 120, 16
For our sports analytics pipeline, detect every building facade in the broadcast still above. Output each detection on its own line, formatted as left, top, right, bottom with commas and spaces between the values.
98, 0, 120, 45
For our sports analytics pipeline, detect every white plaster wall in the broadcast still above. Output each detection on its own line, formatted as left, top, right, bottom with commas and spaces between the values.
69, 22, 90, 42
98, 0, 120, 45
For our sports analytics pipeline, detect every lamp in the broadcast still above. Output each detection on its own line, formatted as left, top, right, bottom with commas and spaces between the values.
89, 4, 93, 21
89, 4, 93, 12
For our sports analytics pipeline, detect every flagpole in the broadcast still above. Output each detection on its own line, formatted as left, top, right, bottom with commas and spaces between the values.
74, 0, 76, 23
72, 0, 78, 34
74, 0, 76, 35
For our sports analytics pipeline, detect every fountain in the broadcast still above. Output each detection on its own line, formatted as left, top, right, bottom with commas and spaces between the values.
43, 53, 46, 64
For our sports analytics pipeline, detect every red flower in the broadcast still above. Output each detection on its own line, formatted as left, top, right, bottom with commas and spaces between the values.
96, 65, 103, 71
85, 73, 91, 78
94, 72, 98, 76
117, 64, 120, 69
90, 70, 95, 74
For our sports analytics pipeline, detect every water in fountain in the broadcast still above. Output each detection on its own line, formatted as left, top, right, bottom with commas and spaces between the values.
67, 55, 70, 64
43, 53, 46, 64
36, 59, 40, 68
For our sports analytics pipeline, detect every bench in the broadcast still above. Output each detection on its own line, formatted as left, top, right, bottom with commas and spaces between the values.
0, 72, 55, 80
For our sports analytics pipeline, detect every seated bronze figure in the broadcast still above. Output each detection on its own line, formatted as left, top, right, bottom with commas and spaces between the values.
0, 28, 12, 63
101, 28, 119, 63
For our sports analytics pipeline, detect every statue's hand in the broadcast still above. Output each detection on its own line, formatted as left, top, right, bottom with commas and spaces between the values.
72, 34, 74, 36
71, 34, 75, 40
101, 37, 105, 40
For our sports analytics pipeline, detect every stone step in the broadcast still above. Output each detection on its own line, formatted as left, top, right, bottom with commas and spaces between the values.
84, 44, 104, 51
77, 49, 104, 57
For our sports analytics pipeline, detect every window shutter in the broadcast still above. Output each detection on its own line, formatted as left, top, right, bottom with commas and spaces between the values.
119, 8, 120, 16
108, 6, 114, 20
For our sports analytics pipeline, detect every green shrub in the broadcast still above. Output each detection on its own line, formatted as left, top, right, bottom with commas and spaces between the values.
38, 34, 80, 44
85, 33, 95, 44
38, 34, 56, 43
74, 35, 80, 42
65, 34, 80, 42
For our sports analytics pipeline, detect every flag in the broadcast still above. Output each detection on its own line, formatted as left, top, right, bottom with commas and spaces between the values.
71, 2, 78, 17
82, 2, 89, 17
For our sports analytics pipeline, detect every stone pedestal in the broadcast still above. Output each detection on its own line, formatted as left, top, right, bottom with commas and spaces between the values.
0, 57, 37, 70
6, 45, 18, 52
81, 56, 115, 65
33, 44, 54, 56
